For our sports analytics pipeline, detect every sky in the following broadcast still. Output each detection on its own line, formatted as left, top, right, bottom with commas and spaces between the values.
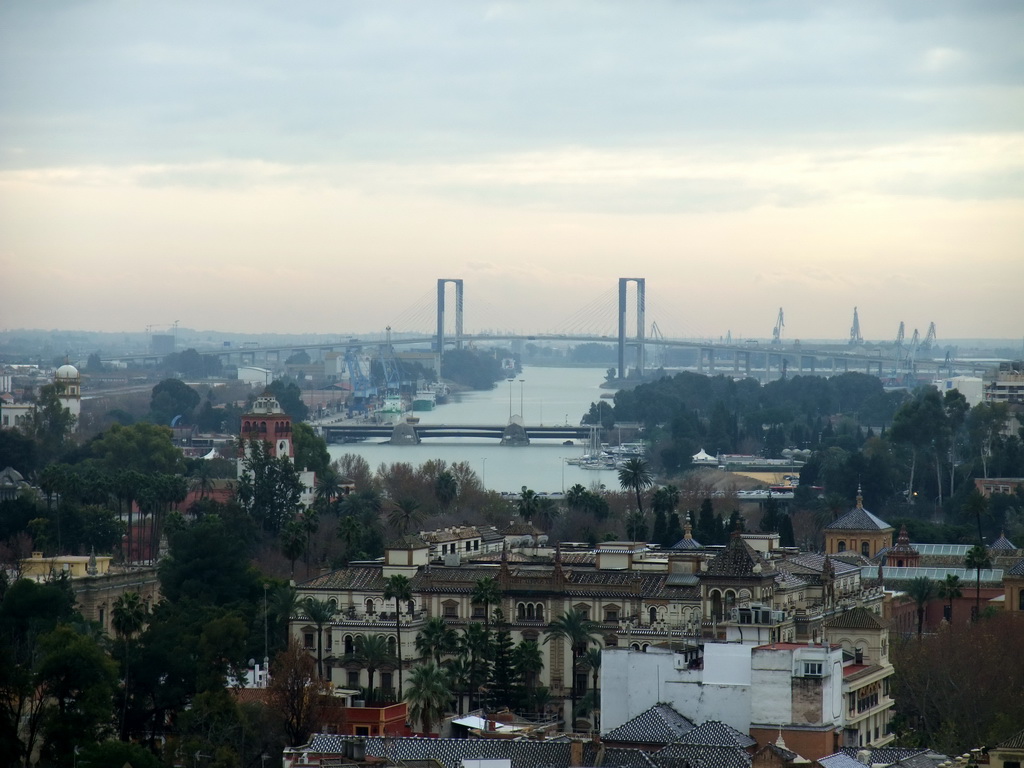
1, 1, 1023, 342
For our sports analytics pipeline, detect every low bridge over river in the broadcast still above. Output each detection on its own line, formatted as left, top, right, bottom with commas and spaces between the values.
321, 422, 592, 445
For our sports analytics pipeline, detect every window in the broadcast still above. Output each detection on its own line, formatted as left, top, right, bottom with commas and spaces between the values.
574, 604, 591, 619
803, 661, 823, 677
443, 602, 458, 619
1019, 591, 1024, 611
649, 607, 658, 624
465, 541, 471, 551
365, 598, 375, 615
861, 541, 870, 557
355, 726, 370, 737
838, 541, 847, 552
474, 541, 479, 551
472, 605, 486, 619
344, 635, 354, 655
604, 608, 619, 622
304, 633, 315, 650
381, 672, 393, 692
347, 669, 360, 688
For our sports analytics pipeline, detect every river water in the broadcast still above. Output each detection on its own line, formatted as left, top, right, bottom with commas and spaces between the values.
326, 366, 621, 494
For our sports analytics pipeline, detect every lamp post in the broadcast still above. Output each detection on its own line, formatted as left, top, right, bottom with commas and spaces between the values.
559, 457, 565, 493
507, 378, 514, 421
481, 457, 487, 489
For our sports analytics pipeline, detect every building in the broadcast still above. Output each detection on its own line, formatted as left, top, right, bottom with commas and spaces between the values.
984, 364, 1024, 405
989, 726, 1024, 768
824, 492, 894, 559
1005, 558, 1024, 614
54, 363, 82, 426
239, 391, 316, 506
932, 375, 984, 408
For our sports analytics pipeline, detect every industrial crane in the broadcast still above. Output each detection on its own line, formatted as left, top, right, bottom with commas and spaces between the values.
921, 322, 937, 352
849, 307, 863, 346
771, 308, 785, 345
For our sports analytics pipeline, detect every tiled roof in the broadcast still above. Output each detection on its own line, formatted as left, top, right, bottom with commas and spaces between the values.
774, 570, 809, 589
655, 742, 752, 768
501, 522, 543, 536
837, 747, 931, 764
1008, 558, 1024, 577
818, 754, 867, 768
299, 565, 387, 591
990, 532, 1018, 551
824, 506, 892, 531
705, 536, 774, 579
999, 725, 1024, 750
677, 720, 756, 748
782, 552, 860, 577
824, 606, 889, 630
603, 704, 696, 745
389, 534, 429, 549
317, 735, 661, 768
670, 536, 704, 550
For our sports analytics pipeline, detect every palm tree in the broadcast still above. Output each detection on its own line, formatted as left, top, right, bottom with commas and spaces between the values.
434, 470, 458, 512
581, 647, 602, 730
445, 655, 473, 716
112, 591, 149, 739
964, 491, 989, 546
388, 498, 423, 535
965, 544, 992, 620
937, 574, 963, 626
281, 520, 306, 578
618, 457, 654, 515
625, 509, 648, 543
565, 484, 588, 513
189, 460, 217, 503
383, 574, 413, 696
459, 623, 493, 711
471, 576, 502, 634
513, 640, 544, 709
544, 610, 600, 731
301, 597, 338, 679
268, 585, 299, 646
416, 616, 458, 665
902, 576, 936, 637
405, 662, 451, 735
535, 498, 561, 531
350, 634, 396, 702
516, 486, 540, 522
300, 507, 320, 577
336, 515, 363, 564
314, 467, 344, 512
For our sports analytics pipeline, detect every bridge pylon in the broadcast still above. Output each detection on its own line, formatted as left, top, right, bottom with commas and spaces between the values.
436, 279, 464, 370
618, 278, 646, 380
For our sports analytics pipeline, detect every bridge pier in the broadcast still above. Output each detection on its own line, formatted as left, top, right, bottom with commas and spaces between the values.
389, 422, 420, 445
501, 422, 530, 446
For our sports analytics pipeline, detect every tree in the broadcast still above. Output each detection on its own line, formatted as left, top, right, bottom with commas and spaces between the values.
964, 544, 992, 620
270, 643, 328, 747
565, 484, 588, 513
516, 487, 540, 522
266, 379, 309, 421
301, 598, 338, 680
471, 576, 502, 634
625, 509, 648, 543
937, 574, 962, 626
581, 647, 602, 730
236, 439, 304, 533
434, 470, 458, 512
112, 591, 149, 739
618, 457, 654, 515
405, 662, 450, 735
92, 422, 185, 475
149, 378, 200, 426
512, 640, 545, 711
293, 422, 330, 477
314, 467, 344, 513
963, 490, 989, 546
415, 617, 458, 665
350, 634, 395, 701
388, 498, 423, 535
902, 576, 936, 637
383, 574, 413, 696
30, 382, 76, 462
544, 610, 600, 731
281, 519, 306, 578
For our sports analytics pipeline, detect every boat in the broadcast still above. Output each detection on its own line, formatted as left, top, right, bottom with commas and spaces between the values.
413, 389, 436, 411
376, 394, 408, 424
432, 382, 450, 404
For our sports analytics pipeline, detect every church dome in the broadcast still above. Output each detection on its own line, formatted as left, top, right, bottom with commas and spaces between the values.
55, 364, 80, 379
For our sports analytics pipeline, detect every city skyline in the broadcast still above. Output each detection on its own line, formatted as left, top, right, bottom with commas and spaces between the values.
2, 2, 1022, 340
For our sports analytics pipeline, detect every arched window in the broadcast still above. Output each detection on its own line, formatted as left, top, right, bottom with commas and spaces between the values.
517, 603, 526, 621
387, 636, 397, 655
861, 541, 870, 557
535, 604, 544, 622
365, 598, 375, 615
1019, 591, 1024, 611
260, 421, 267, 433
838, 541, 847, 553
649, 607, 658, 624
526, 604, 535, 620
344, 635, 354, 655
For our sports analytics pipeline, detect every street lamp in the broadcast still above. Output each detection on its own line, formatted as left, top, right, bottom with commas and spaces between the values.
481, 457, 487, 488
507, 378, 514, 421
263, 582, 270, 680
559, 457, 565, 493
519, 378, 525, 420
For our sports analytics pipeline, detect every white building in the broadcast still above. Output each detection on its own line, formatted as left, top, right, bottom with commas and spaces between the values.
933, 375, 984, 407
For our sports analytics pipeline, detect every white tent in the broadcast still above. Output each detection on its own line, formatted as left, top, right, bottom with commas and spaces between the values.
692, 448, 717, 463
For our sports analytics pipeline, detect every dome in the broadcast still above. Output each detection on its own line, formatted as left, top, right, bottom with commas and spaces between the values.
55, 364, 79, 379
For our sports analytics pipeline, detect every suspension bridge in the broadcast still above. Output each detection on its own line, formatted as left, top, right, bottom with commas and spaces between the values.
104, 278, 983, 383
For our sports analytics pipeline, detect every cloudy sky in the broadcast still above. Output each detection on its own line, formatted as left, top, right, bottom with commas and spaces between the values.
2, 1, 1022, 341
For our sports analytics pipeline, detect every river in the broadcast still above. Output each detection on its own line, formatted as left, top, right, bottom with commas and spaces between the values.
325, 366, 622, 494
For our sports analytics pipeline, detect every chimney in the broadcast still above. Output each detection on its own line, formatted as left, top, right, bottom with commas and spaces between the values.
570, 739, 584, 767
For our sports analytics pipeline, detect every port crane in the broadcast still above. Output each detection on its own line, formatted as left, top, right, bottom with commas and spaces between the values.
771, 308, 785, 345
849, 307, 863, 346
